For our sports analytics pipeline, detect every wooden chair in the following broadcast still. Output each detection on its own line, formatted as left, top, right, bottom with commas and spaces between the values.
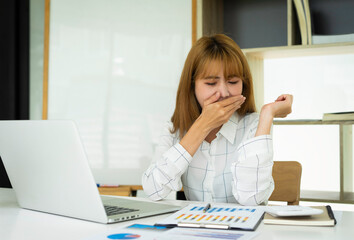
269, 161, 302, 205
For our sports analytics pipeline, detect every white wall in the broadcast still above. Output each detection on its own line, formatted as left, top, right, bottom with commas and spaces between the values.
264, 54, 354, 191
48, 0, 192, 184
264, 54, 354, 120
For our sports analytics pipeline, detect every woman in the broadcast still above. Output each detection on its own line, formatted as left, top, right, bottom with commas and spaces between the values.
142, 34, 292, 205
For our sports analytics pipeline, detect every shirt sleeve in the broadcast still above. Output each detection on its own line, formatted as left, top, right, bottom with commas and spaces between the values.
142, 123, 192, 201
231, 115, 274, 206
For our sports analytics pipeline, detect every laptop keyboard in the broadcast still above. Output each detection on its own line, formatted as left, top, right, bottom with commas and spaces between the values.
104, 205, 139, 216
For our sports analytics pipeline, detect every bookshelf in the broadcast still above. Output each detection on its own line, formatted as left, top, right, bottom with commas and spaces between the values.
202, 0, 354, 110
274, 120, 353, 203
243, 42, 354, 59
201, 0, 354, 204
243, 42, 354, 111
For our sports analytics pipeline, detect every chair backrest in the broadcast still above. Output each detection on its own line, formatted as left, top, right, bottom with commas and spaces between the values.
269, 161, 302, 205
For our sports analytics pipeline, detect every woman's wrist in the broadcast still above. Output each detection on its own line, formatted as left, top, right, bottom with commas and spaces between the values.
260, 104, 275, 119
255, 106, 274, 136
179, 116, 211, 156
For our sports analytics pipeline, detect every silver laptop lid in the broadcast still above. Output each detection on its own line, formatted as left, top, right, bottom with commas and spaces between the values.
0, 120, 107, 223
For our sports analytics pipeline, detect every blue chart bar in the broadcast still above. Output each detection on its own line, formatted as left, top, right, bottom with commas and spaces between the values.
198, 207, 204, 211
217, 208, 224, 212
225, 208, 230, 211
231, 208, 237, 212
251, 209, 256, 212
190, 207, 197, 211
208, 207, 217, 213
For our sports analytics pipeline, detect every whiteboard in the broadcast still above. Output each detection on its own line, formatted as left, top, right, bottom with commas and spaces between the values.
48, 0, 192, 184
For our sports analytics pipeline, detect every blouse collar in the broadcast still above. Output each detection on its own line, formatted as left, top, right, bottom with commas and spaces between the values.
218, 112, 240, 144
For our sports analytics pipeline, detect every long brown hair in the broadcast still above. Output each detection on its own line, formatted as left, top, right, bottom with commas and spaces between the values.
171, 34, 256, 137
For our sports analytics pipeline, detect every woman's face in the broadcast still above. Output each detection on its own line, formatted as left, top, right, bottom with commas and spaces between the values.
194, 62, 243, 108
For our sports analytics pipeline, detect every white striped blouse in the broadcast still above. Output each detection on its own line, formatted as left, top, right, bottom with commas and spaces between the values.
142, 112, 274, 205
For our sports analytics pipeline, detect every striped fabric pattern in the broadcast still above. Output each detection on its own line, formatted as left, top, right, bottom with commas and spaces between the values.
142, 112, 274, 205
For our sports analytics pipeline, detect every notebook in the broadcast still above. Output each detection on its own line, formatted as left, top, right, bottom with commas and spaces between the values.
265, 205, 323, 217
0, 120, 180, 224
263, 205, 337, 226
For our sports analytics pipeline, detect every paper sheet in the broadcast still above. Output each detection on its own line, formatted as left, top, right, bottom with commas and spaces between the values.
155, 227, 258, 240
155, 203, 265, 230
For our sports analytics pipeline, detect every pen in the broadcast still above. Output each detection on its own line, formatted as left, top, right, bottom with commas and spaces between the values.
203, 203, 211, 213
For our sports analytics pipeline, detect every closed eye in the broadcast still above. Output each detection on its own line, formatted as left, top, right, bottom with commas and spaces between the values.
228, 81, 238, 84
228, 80, 240, 85
227, 76, 241, 85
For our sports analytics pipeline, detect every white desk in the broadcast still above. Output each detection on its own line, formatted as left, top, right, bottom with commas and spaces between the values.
1, 188, 353, 240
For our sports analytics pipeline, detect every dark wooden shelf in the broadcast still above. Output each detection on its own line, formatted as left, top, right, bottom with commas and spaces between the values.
274, 119, 354, 125
301, 190, 354, 204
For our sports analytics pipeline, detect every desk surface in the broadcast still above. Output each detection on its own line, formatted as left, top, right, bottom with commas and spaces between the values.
1, 188, 353, 240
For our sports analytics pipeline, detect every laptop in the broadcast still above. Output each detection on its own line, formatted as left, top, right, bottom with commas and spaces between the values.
0, 120, 180, 224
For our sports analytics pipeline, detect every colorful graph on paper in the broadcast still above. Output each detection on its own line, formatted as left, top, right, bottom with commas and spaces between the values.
156, 203, 265, 230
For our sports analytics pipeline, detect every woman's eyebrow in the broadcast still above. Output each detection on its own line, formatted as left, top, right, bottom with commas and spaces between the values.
227, 74, 239, 78
203, 76, 220, 80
